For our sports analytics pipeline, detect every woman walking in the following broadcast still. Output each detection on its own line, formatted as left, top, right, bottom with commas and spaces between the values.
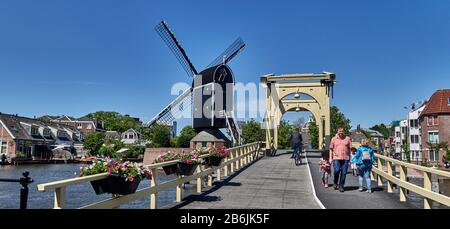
352, 139, 375, 193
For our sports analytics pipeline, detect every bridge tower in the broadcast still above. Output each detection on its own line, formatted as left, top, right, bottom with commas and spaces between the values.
261, 72, 336, 150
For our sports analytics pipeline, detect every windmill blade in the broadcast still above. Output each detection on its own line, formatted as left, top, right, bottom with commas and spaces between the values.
206, 37, 246, 68
155, 21, 198, 77
146, 88, 193, 127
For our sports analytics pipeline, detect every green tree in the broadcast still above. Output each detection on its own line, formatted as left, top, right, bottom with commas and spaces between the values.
309, 106, 352, 149
150, 124, 171, 147
86, 111, 138, 132
308, 122, 319, 149
176, 126, 197, 147
370, 124, 390, 138
98, 137, 125, 158
402, 133, 410, 162
241, 119, 264, 144
330, 106, 352, 136
278, 120, 293, 149
84, 132, 105, 155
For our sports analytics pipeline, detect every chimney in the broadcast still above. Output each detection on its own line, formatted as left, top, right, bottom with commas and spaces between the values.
357, 124, 361, 133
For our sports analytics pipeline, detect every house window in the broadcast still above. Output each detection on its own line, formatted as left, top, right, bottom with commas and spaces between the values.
448, 97, 450, 105
57, 131, 66, 138
1, 141, 7, 154
427, 116, 439, 126
428, 132, 439, 143
410, 135, 419, 144
31, 126, 39, 136
429, 150, 439, 162
43, 129, 51, 137
129, 134, 134, 139
410, 120, 419, 128
86, 124, 92, 130
201, 142, 207, 147
77, 123, 82, 129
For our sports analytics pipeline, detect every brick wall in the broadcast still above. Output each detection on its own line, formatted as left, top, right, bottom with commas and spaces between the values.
0, 123, 15, 158
420, 114, 450, 166
143, 148, 190, 165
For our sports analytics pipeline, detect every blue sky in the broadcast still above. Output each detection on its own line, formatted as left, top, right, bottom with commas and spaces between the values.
1, 0, 450, 130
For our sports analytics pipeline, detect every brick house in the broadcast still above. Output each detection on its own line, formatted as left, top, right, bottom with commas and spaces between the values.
419, 89, 450, 166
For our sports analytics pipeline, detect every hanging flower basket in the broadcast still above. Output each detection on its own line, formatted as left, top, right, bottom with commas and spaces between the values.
206, 156, 223, 166
177, 162, 198, 176
162, 164, 178, 175
90, 178, 111, 195
108, 174, 141, 195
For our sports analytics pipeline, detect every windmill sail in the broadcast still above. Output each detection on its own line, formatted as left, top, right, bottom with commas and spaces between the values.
206, 37, 246, 68
146, 88, 192, 127
224, 111, 241, 146
155, 21, 198, 77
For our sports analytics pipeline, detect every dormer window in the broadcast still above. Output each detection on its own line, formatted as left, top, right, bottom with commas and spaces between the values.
43, 128, 51, 137
57, 130, 67, 138
31, 126, 39, 136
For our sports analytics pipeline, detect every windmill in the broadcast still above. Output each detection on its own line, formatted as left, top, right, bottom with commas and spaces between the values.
146, 21, 245, 145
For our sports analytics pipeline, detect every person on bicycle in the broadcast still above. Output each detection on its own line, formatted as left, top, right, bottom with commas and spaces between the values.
290, 128, 303, 159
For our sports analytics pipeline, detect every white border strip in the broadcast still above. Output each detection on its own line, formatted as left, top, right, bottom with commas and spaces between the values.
305, 151, 326, 209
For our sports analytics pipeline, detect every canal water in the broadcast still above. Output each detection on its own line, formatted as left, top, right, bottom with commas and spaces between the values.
0, 164, 196, 209
1, 164, 449, 209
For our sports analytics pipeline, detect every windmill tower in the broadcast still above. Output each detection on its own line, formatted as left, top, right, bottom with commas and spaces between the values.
147, 21, 245, 146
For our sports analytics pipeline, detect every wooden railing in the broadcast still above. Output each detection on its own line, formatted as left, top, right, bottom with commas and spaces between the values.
371, 153, 450, 209
37, 142, 264, 209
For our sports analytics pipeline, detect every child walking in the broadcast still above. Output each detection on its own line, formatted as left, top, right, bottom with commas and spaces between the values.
319, 151, 331, 188
350, 147, 358, 176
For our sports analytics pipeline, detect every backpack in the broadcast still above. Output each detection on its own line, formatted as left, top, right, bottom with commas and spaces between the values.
362, 150, 371, 161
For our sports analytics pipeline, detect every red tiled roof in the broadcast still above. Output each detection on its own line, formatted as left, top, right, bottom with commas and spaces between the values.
421, 89, 450, 116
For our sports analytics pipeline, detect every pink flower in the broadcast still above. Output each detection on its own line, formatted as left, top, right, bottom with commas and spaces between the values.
129, 176, 134, 182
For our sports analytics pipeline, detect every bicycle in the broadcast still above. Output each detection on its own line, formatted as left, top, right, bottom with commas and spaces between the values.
294, 146, 303, 166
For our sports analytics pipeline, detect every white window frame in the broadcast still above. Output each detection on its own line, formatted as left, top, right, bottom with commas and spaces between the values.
0, 140, 7, 155
428, 131, 439, 144
86, 124, 92, 130
429, 150, 439, 162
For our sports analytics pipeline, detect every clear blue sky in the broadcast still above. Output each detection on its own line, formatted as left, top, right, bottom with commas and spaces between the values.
1, 0, 450, 130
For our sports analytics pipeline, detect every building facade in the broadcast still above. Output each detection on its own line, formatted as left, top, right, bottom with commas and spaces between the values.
419, 89, 450, 166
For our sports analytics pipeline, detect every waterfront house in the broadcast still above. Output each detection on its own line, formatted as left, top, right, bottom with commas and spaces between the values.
419, 89, 450, 167
0, 113, 83, 161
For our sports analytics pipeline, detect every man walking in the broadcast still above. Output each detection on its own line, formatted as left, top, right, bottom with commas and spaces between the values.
329, 127, 351, 192
290, 128, 303, 158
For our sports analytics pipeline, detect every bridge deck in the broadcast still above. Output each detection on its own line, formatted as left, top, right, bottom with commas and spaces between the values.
169, 151, 321, 209
307, 151, 417, 209
168, 150, 419, 209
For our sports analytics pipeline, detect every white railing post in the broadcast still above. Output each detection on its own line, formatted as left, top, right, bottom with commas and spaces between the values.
176, 174, 183, 202
230, 149, 235, 173
424, 171, 432, 209
235, 148, 240, 170
54, 187, 66, 209
216, 167, 221, 182
387, 161, 393, 193
196, 166, 202, 193
150, 168, 158, 209
399, 165, 407, 202
224, 157, 229, 176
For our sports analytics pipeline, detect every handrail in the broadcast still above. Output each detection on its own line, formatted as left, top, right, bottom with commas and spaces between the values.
372, 153, 450, 209
375, 154, 450, 178
37, 142, 264, 209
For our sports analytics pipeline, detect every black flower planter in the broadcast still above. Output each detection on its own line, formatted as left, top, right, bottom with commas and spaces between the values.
90, 178, 111, 195
207, 156, 223, 166
162, 164, 178, 175
108, 175, 141, 195
177, 163, 198, 176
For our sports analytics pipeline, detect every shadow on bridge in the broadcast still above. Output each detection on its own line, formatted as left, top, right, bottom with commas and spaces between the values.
166, 155, 261, 208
